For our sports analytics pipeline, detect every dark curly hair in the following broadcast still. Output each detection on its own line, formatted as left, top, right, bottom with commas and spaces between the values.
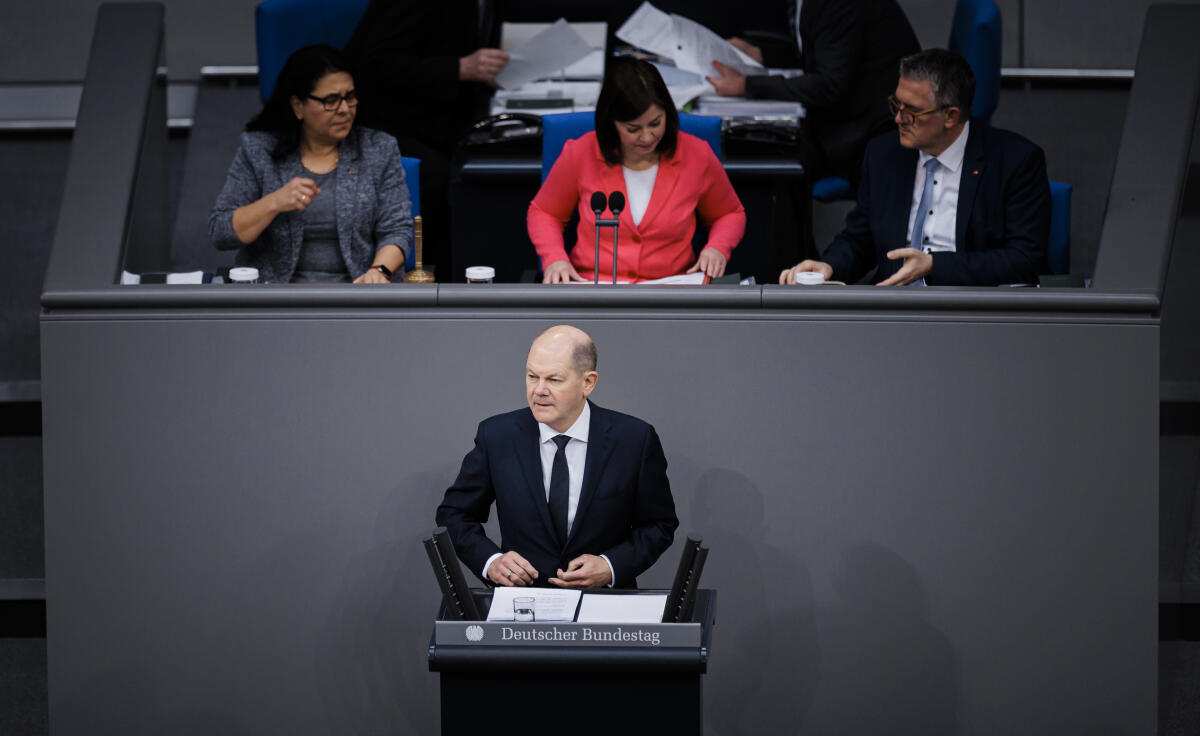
246, 44, 354, 160
593, 58, 678, 167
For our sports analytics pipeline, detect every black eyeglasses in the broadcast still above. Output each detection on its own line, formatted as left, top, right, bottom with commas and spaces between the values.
887, 95, 949, 124
307, 91, 358, 111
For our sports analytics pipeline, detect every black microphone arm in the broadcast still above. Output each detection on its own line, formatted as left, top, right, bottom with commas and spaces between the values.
589, 191, 607, 285
607, 191, 626, 285
591, 190, 619, 285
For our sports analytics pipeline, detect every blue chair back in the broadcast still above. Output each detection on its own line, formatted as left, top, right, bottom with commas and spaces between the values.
541, 112, 593, 180
255, 0, 371, 103
812, 177, 854, 202
401, 156, 420, 270
1047, 180, 1072, 275
949, 0, 1002, 124
540, 111, 724, 181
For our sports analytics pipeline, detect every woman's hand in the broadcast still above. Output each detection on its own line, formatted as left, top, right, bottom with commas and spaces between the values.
353, 267, 390, 284
543, 260, 587, 284
686, 248, 727, 279
231, 177, 320, 244
271, 177, 321, 213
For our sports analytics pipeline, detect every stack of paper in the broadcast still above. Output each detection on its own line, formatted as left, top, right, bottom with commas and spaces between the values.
694, 95, 805, 119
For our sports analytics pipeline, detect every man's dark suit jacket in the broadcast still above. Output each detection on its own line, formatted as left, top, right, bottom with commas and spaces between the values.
745, 0, 920, 181
822, 122, 1051, 286
435, 402, 679, 589
343, 0, 493, 155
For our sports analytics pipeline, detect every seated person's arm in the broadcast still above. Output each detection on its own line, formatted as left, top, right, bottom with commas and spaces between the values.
528, 141, 587, 283
781, 153, 876, 284
925, 146, 1050, 285
355, 142, 413, 283
687, 147, 746, 278
210, 144, 316, 248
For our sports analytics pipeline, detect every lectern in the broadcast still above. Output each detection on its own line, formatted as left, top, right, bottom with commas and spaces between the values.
428, 589, 716, 736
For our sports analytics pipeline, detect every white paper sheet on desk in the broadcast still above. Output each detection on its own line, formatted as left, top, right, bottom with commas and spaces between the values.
496, 19, 595, 91
639, 272, 707, 285
617, 2, 763, 77
577, 592, 668, 623
486, 587, 581, 621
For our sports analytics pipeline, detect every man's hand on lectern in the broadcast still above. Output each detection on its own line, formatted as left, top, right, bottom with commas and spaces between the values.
488, 551, 538, 586
549, 554, 611, 589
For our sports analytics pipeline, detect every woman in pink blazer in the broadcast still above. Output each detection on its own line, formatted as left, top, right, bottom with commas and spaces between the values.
528, 60, 746, 283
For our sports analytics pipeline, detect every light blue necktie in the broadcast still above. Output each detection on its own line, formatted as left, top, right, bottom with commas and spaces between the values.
906, 158, 939, 287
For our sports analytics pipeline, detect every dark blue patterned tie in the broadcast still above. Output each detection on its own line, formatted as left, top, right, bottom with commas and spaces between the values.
548, 435, 571, 547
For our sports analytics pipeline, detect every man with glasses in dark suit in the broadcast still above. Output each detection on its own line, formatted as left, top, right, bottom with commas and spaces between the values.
779, 48, 1050, 287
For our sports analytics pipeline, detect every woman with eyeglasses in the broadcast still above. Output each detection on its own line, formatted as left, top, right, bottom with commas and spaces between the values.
210, 45, 412, 283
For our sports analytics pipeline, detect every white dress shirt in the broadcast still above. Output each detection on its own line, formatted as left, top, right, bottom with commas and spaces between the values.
906, 120, 971, 254
622, 163, 658, 227
482, 402, 615, 586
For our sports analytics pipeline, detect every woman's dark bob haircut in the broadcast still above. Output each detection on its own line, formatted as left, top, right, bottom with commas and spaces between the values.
594, 58, 679, 166
246, 44, 354, 160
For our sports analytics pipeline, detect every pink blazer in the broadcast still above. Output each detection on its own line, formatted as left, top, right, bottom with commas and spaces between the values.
527, 131, 746, 282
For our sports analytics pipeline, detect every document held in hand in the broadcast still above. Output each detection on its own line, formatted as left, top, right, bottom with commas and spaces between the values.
496, 19, 596, 90
616, 2, 763, 77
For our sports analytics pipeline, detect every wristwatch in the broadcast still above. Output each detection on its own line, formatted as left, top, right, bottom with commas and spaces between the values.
372, 264, 393, 278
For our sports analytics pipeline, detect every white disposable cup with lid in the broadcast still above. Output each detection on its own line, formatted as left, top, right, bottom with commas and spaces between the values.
465, 266, 495, 283
229, 267, 261, 284
794, 271, 825, 285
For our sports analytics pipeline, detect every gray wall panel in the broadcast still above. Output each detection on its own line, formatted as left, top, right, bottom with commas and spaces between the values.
0, 0, 258, 83
41, 314, 1157, 734
1024, 0, 1200, 69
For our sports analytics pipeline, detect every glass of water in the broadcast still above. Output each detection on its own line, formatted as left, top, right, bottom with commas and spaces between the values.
513, 596, 535, 622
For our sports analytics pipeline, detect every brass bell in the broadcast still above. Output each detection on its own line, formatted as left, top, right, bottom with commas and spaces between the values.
403, 215, 435, 283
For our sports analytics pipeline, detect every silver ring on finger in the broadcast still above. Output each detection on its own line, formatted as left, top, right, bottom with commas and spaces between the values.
507, 571, 514, 580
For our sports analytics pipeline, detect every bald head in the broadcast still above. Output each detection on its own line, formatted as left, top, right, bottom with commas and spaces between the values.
526, 325, 598, 432
531, 325, 597, 375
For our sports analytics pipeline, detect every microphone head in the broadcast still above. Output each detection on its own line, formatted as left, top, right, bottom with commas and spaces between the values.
608, 191, 626, 216
590, 191, 607, 216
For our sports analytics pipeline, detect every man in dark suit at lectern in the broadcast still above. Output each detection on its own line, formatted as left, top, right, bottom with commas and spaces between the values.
436, 325, 678, 589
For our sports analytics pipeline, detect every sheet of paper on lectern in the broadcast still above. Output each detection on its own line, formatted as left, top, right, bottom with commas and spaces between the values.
577, 592, 669, 623
486, 587, 581, 621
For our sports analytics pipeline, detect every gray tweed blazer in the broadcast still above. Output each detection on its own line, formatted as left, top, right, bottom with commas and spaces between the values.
209, 126, 412, 283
